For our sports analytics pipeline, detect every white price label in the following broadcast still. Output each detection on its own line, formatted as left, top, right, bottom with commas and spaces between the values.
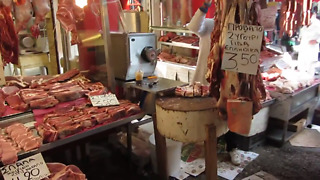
0, 153, 50, 180
221, 23, 264, 75
89, 94, 120, 107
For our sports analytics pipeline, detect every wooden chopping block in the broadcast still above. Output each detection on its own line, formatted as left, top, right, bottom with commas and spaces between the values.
156, 97, 228, 143
227, 99, 253, 136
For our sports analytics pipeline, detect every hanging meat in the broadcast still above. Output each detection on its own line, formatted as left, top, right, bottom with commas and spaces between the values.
31, 0, 51, 38
0, 2, 19, 65
56, 0, 85, 45
279, 0, 312, 38
14, 0, 33, 33
206, 0, 266, 120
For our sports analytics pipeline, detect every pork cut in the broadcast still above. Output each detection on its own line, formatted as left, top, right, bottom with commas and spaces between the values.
29, 96, 59, 109
5, 93, 28, 111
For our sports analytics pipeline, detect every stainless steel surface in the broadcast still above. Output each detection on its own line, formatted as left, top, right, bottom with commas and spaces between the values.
109, 33, 157, 80
125, 77, 187, 94
269, 83, 319, 121
61, 27, 71, 71
0, 112, 145, 161
101, 0, 116, 93
123, 11, 141, 32
0, 112, 34, 127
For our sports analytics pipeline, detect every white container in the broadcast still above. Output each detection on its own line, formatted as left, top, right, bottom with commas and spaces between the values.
149, 134, 182, 176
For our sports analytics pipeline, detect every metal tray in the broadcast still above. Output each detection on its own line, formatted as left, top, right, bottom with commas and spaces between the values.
0, 112, 145, 161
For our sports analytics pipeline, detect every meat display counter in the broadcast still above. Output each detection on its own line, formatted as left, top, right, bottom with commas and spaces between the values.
267, 82, 320, 145
0, 111, 145, 163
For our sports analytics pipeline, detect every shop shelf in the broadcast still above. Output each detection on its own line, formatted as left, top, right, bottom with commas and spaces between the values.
160, 41, 199, 50
267, 128, 297, 142
151, 26, 193, 34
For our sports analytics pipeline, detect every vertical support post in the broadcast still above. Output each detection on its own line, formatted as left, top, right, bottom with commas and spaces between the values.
100, 0, 116, 93
152, 114, 168, 179
205, 124, 217, 180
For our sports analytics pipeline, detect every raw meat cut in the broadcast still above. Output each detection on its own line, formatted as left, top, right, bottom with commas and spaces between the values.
14, 0, 33, 33
45, 163, 86, 180
1, 86, 19, 97
53, 89, 89, 102
29, 96, 59, 109
5, 93, 28, 111
31, 0, 50, 38
0, 4, 19, 65
56, 0, 84, 44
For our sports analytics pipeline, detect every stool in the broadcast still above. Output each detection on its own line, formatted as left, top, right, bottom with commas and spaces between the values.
154, 97, 228, 180
14, 53, 53, 76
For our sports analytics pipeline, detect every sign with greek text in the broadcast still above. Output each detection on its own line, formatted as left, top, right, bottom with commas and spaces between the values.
89, 93, 120, 107
0, 60, 5, 86
221, 23, 264, 75
0, 153, 50, 180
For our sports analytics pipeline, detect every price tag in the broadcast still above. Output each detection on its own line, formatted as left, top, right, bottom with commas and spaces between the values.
221, 23, 264, 75
0, 153, 50, 180
0, 60, 5, 86
89, 94, 120, 107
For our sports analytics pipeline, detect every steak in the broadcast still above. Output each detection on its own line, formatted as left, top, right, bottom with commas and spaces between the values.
5, 93, 28, 111
54, 89, 89, 102
29, 96, 59, 109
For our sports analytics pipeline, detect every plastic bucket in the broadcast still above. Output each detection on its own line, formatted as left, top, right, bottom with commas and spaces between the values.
149, 134, 182, 176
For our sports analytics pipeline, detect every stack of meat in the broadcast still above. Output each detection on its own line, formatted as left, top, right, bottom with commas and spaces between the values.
158, 32, 199, 47
158, 52, 197, 66
0, 123, 42, 165
175, 82, 210, 98
36, 99, 141, 143
1, 69, 107, 117
44, 163, 86, 180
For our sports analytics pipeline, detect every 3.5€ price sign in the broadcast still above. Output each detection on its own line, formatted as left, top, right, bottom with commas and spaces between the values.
0, 153, 50, 180
89, 94, 120, 107
221, 23, 264, 75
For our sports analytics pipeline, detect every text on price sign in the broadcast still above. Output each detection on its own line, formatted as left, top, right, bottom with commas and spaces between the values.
221, 23, 264, 75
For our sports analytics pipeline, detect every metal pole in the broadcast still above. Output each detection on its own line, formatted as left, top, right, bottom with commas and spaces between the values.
61, 27, 71, 72
100, 0, 116, 93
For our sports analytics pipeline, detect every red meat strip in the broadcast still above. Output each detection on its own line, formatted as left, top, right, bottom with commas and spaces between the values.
57, 124, 83, 139
91, 113, 111, 124
0, 5, 19, 65
29, 96, 59, 109
53, 89, 89, 102
1, 86, 19, 97
123, 104, 141, 116
108, 107, 126, 120
5, 94, 28, 111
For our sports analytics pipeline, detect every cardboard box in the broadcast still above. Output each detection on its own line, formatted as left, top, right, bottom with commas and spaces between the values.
288, 118, 307, 132
0, 60, 5, 86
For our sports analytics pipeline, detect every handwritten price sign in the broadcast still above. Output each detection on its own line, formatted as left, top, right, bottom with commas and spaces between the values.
221, 23, 264, 75
89, 94, 120, 107
0, 153, 50, 180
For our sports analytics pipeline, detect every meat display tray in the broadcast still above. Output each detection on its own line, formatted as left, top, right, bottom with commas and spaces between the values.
0, 112, 145, 161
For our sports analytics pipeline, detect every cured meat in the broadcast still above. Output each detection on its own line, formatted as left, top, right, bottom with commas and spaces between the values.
175, 83, 210, 98
207, 0, 266, 119
14, 0, 33, 33
0, 4, 19, 65
29, 96, 59, 109
31, 0, 50, 38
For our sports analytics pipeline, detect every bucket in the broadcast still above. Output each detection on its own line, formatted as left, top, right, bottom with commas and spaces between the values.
149, 134, 182, 176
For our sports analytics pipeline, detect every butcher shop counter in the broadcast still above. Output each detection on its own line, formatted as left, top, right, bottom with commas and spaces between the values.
267, 81, 320, 145
0, 111, 145, 163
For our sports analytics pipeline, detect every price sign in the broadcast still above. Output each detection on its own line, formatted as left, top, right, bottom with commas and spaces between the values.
89, 93, 120, 107
221, 23, 264, 75
0, 60, 5, 86
0, 153, 50, 180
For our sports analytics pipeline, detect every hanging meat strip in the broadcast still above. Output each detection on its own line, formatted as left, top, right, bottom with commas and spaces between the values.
14, 0, 33, 33
207, 0, 266, 120
56, 0, 84, 45
31, 0, 51, 38
0, 3, 19, 65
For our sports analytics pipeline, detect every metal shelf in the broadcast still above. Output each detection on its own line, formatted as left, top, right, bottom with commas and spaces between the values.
151, 26, 194, 34
160, 41, 199, 50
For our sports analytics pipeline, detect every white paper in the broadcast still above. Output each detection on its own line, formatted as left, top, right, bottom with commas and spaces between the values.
0, 153, 50, 180
171, 169, 190, 180
89, 94, 120, 107
221, 23, 264, 75
181, 158, 206, 176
